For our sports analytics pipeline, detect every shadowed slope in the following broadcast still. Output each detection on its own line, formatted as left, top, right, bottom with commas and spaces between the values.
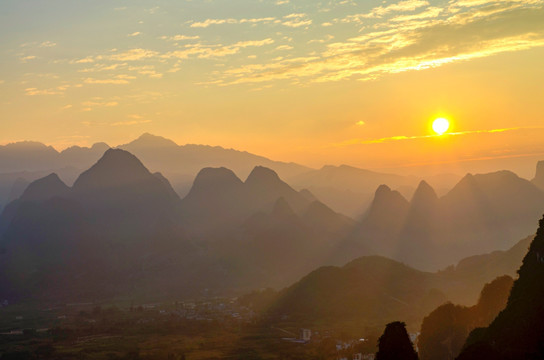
457, 215, 544, 360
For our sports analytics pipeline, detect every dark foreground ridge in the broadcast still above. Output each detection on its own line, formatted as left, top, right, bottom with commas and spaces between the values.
457, 215, 544, 360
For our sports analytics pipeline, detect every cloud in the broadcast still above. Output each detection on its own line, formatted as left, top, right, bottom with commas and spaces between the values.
282, 13, 312, 27
25, 87, 62, 96
190, 17, 276, 28
333, 0, 430, 24
210, 4, 544, 86
128, 32, 141, 37
161, 35, 200, 41
110, 119, 152, 126
276, 45, 294, 50
39, 41, 57, 48
366, 0, 430, 18
83, 78, 130, 84
20, 55, 37, 62
81, 100, 119, 107
334, 126, 544, 147
110, 48, 158, 61
163, 38, 275, 59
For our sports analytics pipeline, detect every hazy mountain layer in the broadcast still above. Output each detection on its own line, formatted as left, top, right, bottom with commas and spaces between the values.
0, 150, 352, 301
265, 233, 530, 331
288, 164, 461, 217
335, 172, 544, 271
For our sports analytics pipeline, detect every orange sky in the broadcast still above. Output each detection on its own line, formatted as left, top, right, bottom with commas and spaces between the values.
1, 0, 543, 177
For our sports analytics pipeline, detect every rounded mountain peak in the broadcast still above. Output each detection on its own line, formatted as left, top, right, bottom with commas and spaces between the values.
73, 149, 152, 191
245, 166, 282, 187
191, 167, 243, 191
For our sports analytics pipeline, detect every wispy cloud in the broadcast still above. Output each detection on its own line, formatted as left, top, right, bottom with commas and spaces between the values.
333, 126, 544, 147
160, 35, 200, 41
110, 119, 152, 126
83, 78, 130, 85
209, 4, 544, 86
190, 17, 276, 28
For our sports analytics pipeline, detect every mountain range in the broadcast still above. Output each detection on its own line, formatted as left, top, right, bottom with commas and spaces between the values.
0, 148, 353, 300
332, 170, 544, 270
0, 134, 463, 217
1, 143, 543, 315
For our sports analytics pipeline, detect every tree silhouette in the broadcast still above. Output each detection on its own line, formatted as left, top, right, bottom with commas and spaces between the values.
376, 321, 419, 360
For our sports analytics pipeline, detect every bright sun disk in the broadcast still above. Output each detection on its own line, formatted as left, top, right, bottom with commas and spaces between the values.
432, 118, 450, 135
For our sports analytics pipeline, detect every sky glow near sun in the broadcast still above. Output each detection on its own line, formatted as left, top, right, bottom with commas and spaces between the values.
1, 0, 544, 175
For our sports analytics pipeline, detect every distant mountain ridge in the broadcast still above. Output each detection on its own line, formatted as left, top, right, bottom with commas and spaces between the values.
118, 133, 311, 196
0, 134, 311, 209
334, 171, 544, 271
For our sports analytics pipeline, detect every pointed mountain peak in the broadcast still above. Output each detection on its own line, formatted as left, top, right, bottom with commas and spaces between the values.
245, 166, 283, 186
532, 160, 544, 190
447, 173, 478, 192
20, 173, 70, 202
411, 180, 438, 204
271, 197, 295, 217
191, 167, 243, 191
73, 149, 152, 191
126, 133, 178, 148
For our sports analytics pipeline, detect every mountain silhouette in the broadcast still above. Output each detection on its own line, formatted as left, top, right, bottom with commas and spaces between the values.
0, 149, 190, 301
532, 160, 544, 190
265, 234, 529, 332
19, 173, 70, 202
330, 185, 409, 264
224, 197, 355, 290
0, 152, 347, 301
180, 165, 312, 236
418, 275, 514, 360
338, 170, 544, 270
267, 256, 447, 327
118, 133, 310, 197
288, 164, 418, 217
0, 134, 309, 205
457, 215, 544, 360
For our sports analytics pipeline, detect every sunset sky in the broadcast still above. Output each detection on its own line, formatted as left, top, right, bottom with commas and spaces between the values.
1, 0, 543, 176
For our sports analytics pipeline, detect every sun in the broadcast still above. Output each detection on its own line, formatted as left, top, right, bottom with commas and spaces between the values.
432, 118, 450, 135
